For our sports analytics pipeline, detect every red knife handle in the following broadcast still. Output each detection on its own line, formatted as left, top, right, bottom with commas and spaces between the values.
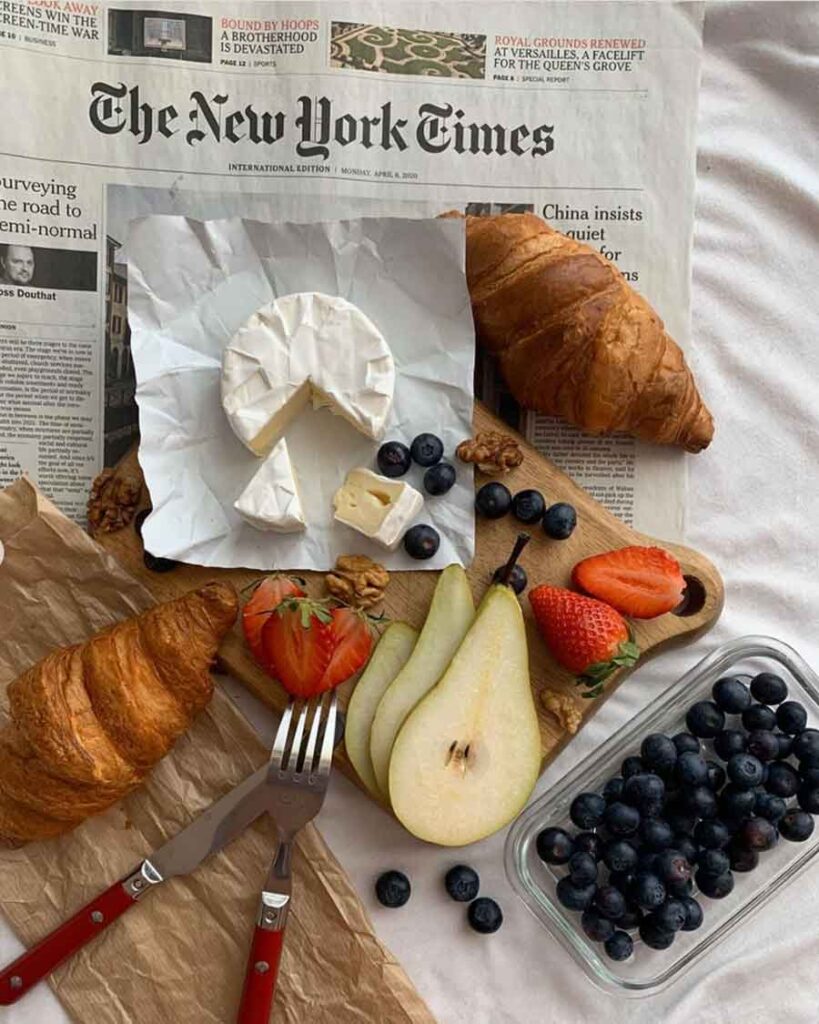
0, 871, 145, 1006
236, 926, 285, 1024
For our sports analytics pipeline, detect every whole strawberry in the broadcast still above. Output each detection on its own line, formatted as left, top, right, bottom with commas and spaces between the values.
529, 585, 639, 698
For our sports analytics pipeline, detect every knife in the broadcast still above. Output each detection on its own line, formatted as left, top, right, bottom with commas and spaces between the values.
0, 758, 279, 1006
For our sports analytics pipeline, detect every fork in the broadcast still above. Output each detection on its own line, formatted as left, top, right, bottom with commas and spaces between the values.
237, 692, 338, 1024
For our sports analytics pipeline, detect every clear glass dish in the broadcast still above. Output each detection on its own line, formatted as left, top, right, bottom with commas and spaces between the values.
505, 636, 819, 996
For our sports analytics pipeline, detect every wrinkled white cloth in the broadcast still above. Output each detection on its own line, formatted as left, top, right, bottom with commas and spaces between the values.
3, 4, 818, 1022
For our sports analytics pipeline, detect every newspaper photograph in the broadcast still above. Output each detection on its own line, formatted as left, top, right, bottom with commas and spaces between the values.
0, 0, 704, 538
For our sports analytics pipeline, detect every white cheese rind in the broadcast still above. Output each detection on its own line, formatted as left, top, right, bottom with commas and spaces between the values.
221, 292, 394, 456
333, 468, 424, 550
233, 438, 305, 533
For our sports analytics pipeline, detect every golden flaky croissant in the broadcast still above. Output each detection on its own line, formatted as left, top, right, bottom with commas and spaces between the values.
459, 213, 714, 452
0, 582, 238, 846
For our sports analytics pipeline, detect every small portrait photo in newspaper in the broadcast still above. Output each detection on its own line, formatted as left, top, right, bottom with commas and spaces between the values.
0, 243, 96, 295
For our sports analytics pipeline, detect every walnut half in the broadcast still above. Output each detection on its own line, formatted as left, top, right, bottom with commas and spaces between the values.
541, 689, 583, 735
325, 554, 389, 610
456, 431, 524, 475
87, 468, 142, 537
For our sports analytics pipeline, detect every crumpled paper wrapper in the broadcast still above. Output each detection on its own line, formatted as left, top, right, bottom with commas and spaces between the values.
0, 478, 435, 1024
127, 214, 475, 572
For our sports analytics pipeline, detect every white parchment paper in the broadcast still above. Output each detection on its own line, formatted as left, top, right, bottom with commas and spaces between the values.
126, 215, 475, 571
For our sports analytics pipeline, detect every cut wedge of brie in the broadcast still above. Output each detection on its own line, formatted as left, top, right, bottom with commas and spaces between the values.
222, 292, 395, 457
233, 437, 305, 533
333, 468, 424, 550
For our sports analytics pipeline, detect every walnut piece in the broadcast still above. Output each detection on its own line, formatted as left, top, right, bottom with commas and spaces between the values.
541, 690, 583, 735
325, 554, 389, 610
87, 468, 142, 537
456, 431, 524, 474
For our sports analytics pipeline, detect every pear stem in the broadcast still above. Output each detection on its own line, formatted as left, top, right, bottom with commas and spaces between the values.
497, 532, 531, 586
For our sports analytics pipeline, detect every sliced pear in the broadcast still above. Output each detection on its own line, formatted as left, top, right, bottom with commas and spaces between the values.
369, 565, 475, 797
345, 622, 418, 798
389, 584, 542, 846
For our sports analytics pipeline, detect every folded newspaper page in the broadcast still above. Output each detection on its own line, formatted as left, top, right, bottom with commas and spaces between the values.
0, 0, 703, 538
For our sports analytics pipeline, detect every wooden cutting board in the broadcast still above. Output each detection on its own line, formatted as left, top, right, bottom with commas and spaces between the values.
101, 402, 723, 798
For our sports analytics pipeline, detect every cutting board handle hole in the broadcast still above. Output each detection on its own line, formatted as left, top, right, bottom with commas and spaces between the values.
673, 575, 706, 618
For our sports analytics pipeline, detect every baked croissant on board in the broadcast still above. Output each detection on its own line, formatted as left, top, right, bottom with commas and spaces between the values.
455, 212, 714, 452
0, 582, 238, 846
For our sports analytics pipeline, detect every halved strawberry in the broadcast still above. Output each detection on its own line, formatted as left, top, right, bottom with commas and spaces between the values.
242, 574, 305, 665
529, 585, 639, 698
259, 598, 334, 699
320, 607, 375, 691
572, 546, 685, 619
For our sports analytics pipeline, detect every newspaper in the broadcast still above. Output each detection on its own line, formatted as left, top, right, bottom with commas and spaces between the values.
0, 0, 704, 539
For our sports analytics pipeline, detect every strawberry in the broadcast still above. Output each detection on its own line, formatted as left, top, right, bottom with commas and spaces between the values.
529, 585, 639, 698
242, 574, 305, 665
572, 546, 685, 619
320, 607, 375, 691
259, 598, 335, 699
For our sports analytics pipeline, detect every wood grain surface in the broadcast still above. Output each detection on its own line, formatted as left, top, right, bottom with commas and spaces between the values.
99, 402, 723, 804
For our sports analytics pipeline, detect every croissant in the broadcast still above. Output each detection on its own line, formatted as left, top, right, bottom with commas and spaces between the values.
459, 212, 713, 452
0, 582, 238, 846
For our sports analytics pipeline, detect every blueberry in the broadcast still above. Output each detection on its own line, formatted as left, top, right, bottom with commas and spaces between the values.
698, 849, 730, 877
573, 832, 603, 861
556, 877, 597, 912
402, 524, 440, 560
608, 870, 637, 896
682, 786, 718, 819
603, 777, 625, 803
511, 488, 546, 524
673, 732, 702, 755
712, 676, 752, 714
680, 896, 704, 931
655, 850, 692, 887
665, 802, 698, 836
747, 730, 780, 763
737, 817, 778, 851
467, 896, 503, 934
376, 440, 411, 477
623, 773, 665, 809
750, 671, 788, 705
423, 461, 456, 496
604, 929, 633, 961
603, 801, 640, 837
536, 827, 574, 865
728, 840, 759, 872
621, 756, 645, 780
792, 729, 819, 763
797, 785, 819, 813
713, 729, 747, 761
727, 753, 765, 789
639, 818, 674, 852
780, 809, 815, 842
777, 733, 795, 758
674, 751, 709, 786
632, 872, 666, 910
653, 898, 687, 933
444, 864, 480, 902
695, 869, 734, 899
639, 918, 675, 950
719, 784, 757, 820
686, 701, 725, 739
754, 792, 786, 822
594, 885, 626, 921
674, 835, 699, 866
706, 761, 727, 791
618, 904, 644, 931
475, 481, 512, 519
542, 502, 577, 540
581, 908, 615, 943
143, 549, 178, 573
694, 819, 731, 850
636, 851, 660, 875
568, 852, 598, 887
641, 734, 678, 773
570, 792, 607, 830
375, 870, 411, 908
492, 563, 527, 595
603, 839, 639, 874
765, 761, 800, 798
742, 704, 777, 732
776, 700, 808, 735
410, 432, 443, 467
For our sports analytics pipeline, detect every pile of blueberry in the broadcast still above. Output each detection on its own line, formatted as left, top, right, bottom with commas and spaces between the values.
475, 483, 577, 544
375, 864, 503, 934
536, 671, 817, 963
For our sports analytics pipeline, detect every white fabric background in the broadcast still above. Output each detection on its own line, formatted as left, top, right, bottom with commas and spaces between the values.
3, 3, 818, 1022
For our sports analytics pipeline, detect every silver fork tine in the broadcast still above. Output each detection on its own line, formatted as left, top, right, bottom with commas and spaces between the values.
315, 692, 338, 780
284, 700, 310, 773
269, 698, 295, 769
300, 696, 324, 776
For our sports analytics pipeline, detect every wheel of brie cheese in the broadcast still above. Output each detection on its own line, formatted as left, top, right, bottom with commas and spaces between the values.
222, 292, 395, 532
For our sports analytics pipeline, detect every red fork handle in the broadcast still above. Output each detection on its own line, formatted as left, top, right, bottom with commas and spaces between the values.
0, 871, 145, 1006
236, 925, 285, 1024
